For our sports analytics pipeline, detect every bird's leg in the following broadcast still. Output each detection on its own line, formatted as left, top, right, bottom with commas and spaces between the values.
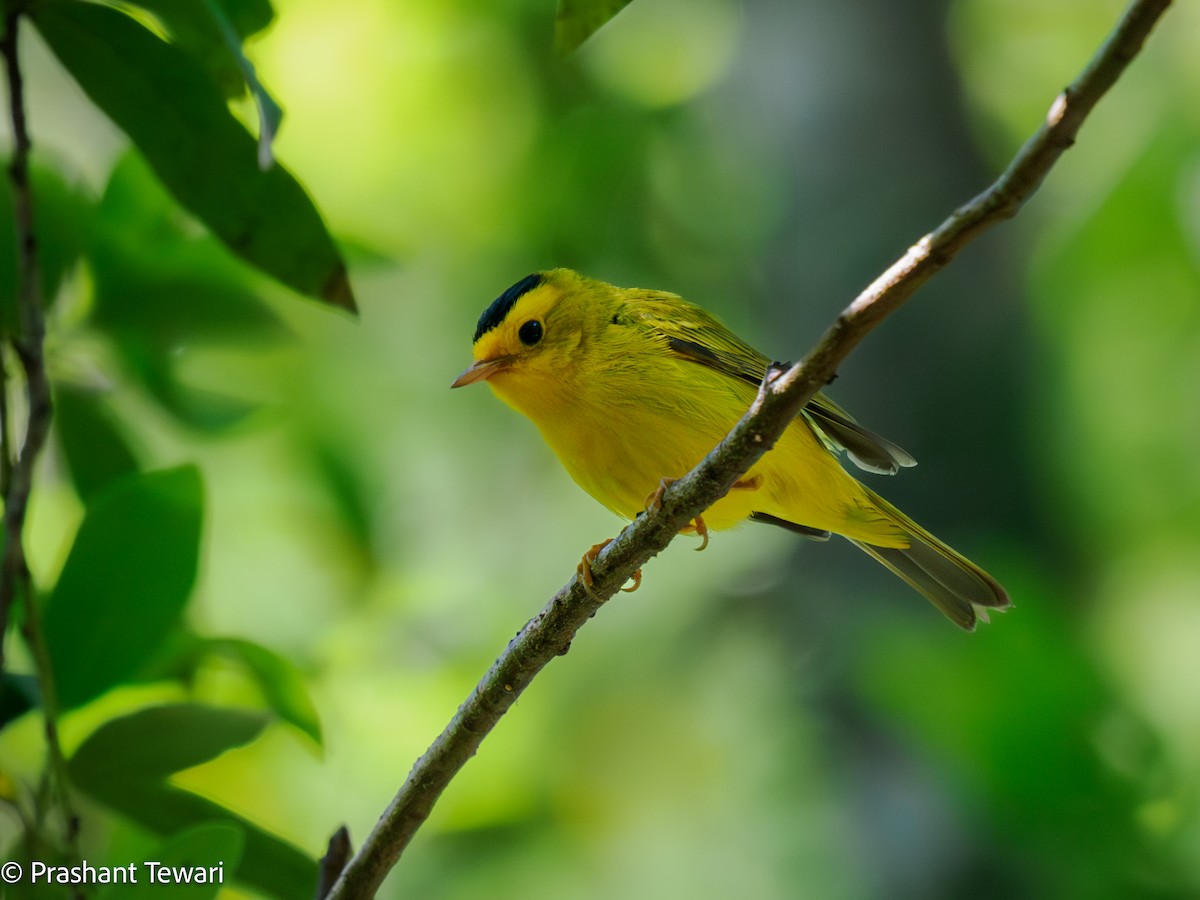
578, 539, 642, 593
644, 477, 710, 552
732, 474, 763, 492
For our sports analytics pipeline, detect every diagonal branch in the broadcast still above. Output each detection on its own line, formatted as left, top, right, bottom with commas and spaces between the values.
323, 1, 1172, 896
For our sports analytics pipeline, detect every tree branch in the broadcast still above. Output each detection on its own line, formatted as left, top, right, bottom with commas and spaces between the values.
0, 5, 77, 856
324, 1, 1172, 895
0, 7, 53, 666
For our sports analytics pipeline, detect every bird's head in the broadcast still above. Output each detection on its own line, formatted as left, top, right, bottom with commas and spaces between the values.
451, 268, 611, 397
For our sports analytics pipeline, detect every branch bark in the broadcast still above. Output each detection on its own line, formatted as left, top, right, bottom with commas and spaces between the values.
0, 7, 53, 667
324, 1, 1172, 895
1, 5, 77, 857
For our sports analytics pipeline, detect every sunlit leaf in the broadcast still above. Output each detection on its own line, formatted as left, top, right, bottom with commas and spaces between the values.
97, 822, 246, 900
556, 0, 635, 54
206, 638, 323, 746
82, 780, 317, 898
34, 1, 355, 310
44, 467, 203, 710
69, 704, 268, 785
54, 384, 141, 502
71, 707, 317, 898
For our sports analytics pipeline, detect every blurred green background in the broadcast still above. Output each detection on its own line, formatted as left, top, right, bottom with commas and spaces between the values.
3, 0, 1200, 897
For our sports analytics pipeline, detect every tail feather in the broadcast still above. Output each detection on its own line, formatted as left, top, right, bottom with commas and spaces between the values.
854, 488, 1011, 631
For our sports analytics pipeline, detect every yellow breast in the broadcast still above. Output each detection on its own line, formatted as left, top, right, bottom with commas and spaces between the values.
488, 350, 905, 546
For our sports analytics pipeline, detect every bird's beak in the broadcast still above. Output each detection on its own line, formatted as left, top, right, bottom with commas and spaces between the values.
451, 356, 514, 388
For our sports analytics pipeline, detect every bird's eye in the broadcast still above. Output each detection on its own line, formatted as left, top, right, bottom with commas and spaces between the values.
518, 319, 544, 346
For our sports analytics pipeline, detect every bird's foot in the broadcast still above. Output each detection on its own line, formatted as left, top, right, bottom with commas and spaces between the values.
644, 477, 710, 552
732, 474, 763, 492
578, 540, 642, 593
644, 477, 675, 513
681, 514, 709, 552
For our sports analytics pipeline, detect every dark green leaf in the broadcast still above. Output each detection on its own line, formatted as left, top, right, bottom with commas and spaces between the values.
209, 0, 274, 41
54, 384, 141, 502
69, 704, 267, 785
206, 638, 323, 746
0, 156, 92, 335
80, 780, 317, 898
207, 0, 283, 169
44, 466, 203, 710
97, 822, 245, 900
123, 0, 281, 166
556, 0, 635, 54
0, 673, 39, 729
34, 1, 355, 310
123, 0, 275, 94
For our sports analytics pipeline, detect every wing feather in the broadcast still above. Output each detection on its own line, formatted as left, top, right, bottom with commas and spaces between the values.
622, 292, 916, 475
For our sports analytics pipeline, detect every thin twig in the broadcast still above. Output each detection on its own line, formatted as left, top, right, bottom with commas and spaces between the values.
1, 5, 76, 861
0, 7, 52, 664
324, 1, 1172, 896
0, 344, 12, 498
315, 826, 353, 900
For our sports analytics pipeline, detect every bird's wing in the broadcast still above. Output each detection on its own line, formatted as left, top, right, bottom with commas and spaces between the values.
623, 292, 916, 475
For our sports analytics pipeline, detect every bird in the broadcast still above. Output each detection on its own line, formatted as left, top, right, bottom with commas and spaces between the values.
451, 268, 1010, 630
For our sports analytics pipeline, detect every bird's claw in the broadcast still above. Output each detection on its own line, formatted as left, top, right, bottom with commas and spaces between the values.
644, 477, 709, 552
644, 477, 675, 514
578, 539, 642, 593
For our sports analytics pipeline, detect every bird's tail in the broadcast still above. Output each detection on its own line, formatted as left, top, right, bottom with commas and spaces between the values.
851, 487, 1011, 631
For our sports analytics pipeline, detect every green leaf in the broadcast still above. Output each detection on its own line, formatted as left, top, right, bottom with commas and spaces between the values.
0, 156, 92, 335
206, 0, 283, 170
123, 0, 275, 95
207, 0, 275, 42
90, 150, 289, 344
80, 780, 317, 898
205, 639, 323, 746
69, 704, 268, 785
556, 0, 636, 54
123, 0, 281, 167
34, 1, 355, 310
89, 152, 283, 431
44, 466, 204, 710
54, 384, 141, 502
112, 335, 262, 433
98, 822, 245, 900
70, 705, 317, 897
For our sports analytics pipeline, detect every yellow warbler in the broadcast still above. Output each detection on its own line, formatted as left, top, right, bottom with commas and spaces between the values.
452, 268, 1009, 630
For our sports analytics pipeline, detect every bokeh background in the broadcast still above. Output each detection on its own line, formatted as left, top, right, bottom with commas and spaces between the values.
4, 0, 1200, 896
